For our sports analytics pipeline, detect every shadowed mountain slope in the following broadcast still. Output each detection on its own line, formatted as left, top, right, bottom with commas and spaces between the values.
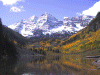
2, 25, 29, 46
0, 19, 17, 57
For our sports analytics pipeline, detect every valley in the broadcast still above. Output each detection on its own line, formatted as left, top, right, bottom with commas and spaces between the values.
0, 12, 100, 75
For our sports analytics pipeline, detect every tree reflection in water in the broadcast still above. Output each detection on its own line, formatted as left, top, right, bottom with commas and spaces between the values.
0, 57, 17, 75
0, 55, 99, 75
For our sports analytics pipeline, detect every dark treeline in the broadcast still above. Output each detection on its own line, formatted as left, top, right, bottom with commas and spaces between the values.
0, 18, 17, 57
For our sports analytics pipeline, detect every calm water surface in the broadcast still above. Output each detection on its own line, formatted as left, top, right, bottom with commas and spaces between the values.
0, 54, 99, 75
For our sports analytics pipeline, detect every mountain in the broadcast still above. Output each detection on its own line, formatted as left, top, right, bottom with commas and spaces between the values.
0, 18, 44, 57
8, 15, 38, 37
8, 13, 94, 37
54, 12, 100, 54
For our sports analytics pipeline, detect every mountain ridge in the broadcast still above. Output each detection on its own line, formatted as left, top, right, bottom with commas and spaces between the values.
8, 13, 94, 37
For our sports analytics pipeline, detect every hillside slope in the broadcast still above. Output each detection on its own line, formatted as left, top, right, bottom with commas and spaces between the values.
56, 12, 100, 53
0, 19, 17, 57
2, 25, 29, 46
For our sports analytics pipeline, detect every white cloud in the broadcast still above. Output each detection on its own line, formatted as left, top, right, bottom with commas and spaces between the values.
10, 6, 25, 12
10, 7, 21, 12
0, 0, 24, 5
82, 1, 100, 16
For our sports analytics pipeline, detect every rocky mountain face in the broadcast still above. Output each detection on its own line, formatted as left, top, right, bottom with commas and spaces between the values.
8, 13, 94, 37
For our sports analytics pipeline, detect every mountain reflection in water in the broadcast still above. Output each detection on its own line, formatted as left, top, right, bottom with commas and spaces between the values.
15, 55, 69, 75
0, 54, 99, 75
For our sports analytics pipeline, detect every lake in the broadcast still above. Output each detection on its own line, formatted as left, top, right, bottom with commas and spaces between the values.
0, 54, 100, 75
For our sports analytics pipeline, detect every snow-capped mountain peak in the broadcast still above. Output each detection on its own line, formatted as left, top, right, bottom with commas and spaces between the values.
36, 13, 63, 30
64, 17, 69, 19
28, 15, 38, 21
8, 13, 94, 37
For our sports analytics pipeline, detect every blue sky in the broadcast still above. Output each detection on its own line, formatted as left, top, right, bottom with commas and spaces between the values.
0, 0, 100, 26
